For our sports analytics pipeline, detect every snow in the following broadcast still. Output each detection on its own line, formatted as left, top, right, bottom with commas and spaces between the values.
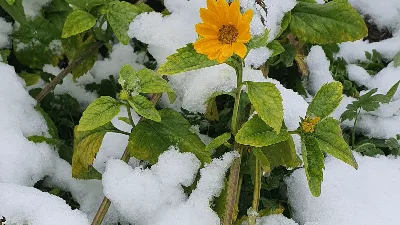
241, 0, 297, 41
49, 40, 63, 56
22, 0, 52, 19
244, 47, 272, 68
286, 153, 400, 225
0, 18, 12, 49
0, 183, 90, 225
348, 0, 400, 31
306, 46, 335, 95
102, 147, 238, 225
43, 65, 98, 108
254, 214, 299, 225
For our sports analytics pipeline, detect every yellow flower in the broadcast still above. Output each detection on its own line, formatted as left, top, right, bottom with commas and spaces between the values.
301, 116, 321, 133
194, 0, 253, 63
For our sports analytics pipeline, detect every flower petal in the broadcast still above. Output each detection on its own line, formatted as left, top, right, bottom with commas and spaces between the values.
200, 8, 219, 25
216, 0, 229, 25
207, 0, 219, 14
237, 31, 251, 43
232, 42, 247, 58
241, 9, 253, 25
195, 23, 219, 38
221, 44, 234, 57
228, 0, 240, 27
194, 38, 222, 54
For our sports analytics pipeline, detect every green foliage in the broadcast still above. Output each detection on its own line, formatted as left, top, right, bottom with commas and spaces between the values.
0, 49, 10, 63
158, 44, 219, 75
307, 82, 343, 119
393, 51, 400, 68
119, 65, 174, 96
65, 0, 108, 11
62, 10, 97, 38
267, 41, 285, 58
260, 137, 301, 170
279, 44, 296, 67
290, 0, 367, 44
18, 72, 41, 86
127, 95, 161, 122
301, 135, 324, 197
0, 0, 27, 24
245, 81, 283, 133
72, 123, 118, 179
77, 96, 122, 131
313, 118, 357, 168
341, 81, 400, 122
357, 50, 385, 75
127, 109, 211, 164
236, 115, 289, 147
247, 29, 269, 51
205, 133, 231, 152
105, 1, 151, 44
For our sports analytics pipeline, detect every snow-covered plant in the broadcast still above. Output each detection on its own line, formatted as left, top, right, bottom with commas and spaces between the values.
2, 0, 400, 224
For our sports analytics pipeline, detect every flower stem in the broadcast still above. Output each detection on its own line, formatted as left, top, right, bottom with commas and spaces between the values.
351, 109, 360, 149
223, 58, 244, 225
249, 159, 261, 225
91, 93, 162, 225
35, 42, 103, 103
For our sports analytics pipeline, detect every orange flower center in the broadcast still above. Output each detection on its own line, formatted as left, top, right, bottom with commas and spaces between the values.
218, 24, 239, 44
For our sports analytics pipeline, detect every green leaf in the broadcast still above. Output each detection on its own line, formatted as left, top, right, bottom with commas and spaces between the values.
0, 49, 10, 63
72, 123, 118, 179
247, 29, 270, 50
62, 10, 97, 38
0, 0, 27, 24
19, 72, 41, 86
355, 143, 384, 156
119, 65, 175, 95
158, 44, 219, 75
127, 95, 161, 122
65, 0, 107, 11
35, 106, 59, 139
63, 35, 99, 79
277, 12, 291, 37
307, 81, 343, 119
267, 41, 285, 57
261, 135, 300, 170
301, 135, 324, 197
205, 133, 231, 151
13, 17, 62, 68
385, 80, 400, 102
118, 116, 132, 126
290, 1, 367, 44
252, 148, 271, 174
314, 117, 358, 168
246, 81, 283, 133
6, 0, 15, 5
280, 44, 296, 67
77, 96, 122, 131
127, 109, 211, 164
393, 51, 400, 68
27, 135, 63, 147
106, 1, 144, 44
236, 115, 289, 147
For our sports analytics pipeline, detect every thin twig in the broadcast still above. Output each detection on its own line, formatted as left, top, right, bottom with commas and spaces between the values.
91, 93, 162, 225
35, 42, 103, 103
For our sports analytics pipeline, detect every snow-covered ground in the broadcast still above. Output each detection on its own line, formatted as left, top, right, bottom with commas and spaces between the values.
0, 0, 400, 224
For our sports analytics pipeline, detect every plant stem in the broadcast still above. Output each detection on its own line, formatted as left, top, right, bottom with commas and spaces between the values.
91, 93, 162, 225
351, 109, 360, 149
126, 104, 135, 127
249, 159, 261, 225
35, 42, 103, 103
223, 58, 244, 225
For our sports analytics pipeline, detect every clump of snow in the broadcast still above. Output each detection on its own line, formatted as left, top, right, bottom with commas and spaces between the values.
0, 63, 55, 186
22, 0, 52, 19
90, 43, 145, 83
241, 0, 296, 41
286, 153, 400, 225
348, 0, 400, 31
43, 65, 98, 108
245, 47, 272, 68
252, 214, 299, 225
102, 147, 238, 225
0, 18, 12, 49
49, 40, 63, 56
306, 46, 334, 95
0, 183, 90, 225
